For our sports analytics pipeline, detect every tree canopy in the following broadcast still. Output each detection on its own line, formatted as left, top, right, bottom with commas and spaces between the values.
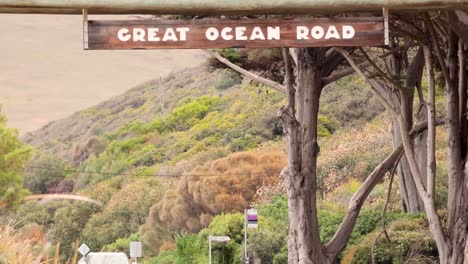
0, 107, 32, 209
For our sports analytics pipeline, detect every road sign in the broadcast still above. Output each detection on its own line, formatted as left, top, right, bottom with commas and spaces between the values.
247, 209, 258, 228
209, 236, 231, 243
78, 243, 91, 256
85, 18, 384, 50
209, 236, 231, 264
130, 242, 142, 258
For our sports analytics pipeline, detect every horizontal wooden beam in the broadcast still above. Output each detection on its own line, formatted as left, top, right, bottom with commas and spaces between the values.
0, 0, 467, 15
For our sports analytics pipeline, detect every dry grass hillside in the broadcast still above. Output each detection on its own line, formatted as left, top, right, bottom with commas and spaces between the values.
21, 66, 231, 163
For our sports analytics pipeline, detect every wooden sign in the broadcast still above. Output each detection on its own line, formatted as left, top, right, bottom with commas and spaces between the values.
85, 18, 384, 50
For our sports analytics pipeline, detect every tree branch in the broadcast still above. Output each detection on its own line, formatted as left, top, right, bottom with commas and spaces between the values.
324, 118, 444, 260
323, 44, 416, 86
334, 47, 399, 117
422, 16, 437, 199
204, 49, 286, 94
398, 88, 448, 259
359, 47, 406, 91
447, 10, 468, 45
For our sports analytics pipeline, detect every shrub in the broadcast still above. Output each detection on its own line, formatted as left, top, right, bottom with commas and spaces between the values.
24, 153, 67, 194
342, 217, 437, 264
105, 233, 141, 255
166, 96, 219, 131
214, 69, 242, 90
81, 178, 169, 251
0, 109, 32, 209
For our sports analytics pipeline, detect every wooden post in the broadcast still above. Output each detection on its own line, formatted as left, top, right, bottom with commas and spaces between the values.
83, 9, 89, 49
54, 242, 61, 264
383, 7, 390, 45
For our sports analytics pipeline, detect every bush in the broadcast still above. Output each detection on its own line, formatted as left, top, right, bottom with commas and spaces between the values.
24, 153, 67, 194
81, 178, 169, 251
105, 233, 141, 255
214, 69, 242, 90
166, 96, 219, 131
0, 108, 32, 209
342, 217, 437, 264
147, 249, 177, 264
50, 202, 100, 258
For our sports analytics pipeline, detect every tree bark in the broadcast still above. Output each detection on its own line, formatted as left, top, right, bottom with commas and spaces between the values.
281, 48, 330, 264
393, 47, 426, 213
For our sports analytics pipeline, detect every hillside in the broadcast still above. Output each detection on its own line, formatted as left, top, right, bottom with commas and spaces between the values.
22, 67, 227, 164
13, 63, 391, 263
23, 65, 383, 164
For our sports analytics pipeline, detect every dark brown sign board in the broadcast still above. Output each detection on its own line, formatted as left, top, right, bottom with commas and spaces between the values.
85, 18, 384, 50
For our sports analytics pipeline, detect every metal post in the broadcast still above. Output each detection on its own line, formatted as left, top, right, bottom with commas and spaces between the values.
244, 209, 248, 264
209, 236, 212, 264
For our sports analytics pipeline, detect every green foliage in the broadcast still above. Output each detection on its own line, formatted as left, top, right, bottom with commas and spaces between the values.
207, 213, 244, 243
147, 250, 177, 264
174, 234, 207, 264
166, 96, 219, 131
50, 202, 100, 257
15, 201, 62, 229
105, 233, 141, 255
0, 109, 32, 209
272, 246, 288, 264
208, 49, 244, 68
214, 69, 242, 90
24, 153, 67, 194
320, 75, 385, 129
81, 178, 170, 251
342, 217, 436, 264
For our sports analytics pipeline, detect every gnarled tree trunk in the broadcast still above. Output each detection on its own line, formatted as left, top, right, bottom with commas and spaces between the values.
280, 47, 330, 264
391, 47, 427, 213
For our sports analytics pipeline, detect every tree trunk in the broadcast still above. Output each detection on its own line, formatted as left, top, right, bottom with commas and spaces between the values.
445, 33, 468, 264
425, 21, 468, 263
392, 47, 426, 213
280, 48, 330, 264
393, 121, 425, 212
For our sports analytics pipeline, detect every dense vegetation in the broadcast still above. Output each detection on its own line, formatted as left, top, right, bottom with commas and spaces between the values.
0, 108, 31, 210
0, 57, 450, 263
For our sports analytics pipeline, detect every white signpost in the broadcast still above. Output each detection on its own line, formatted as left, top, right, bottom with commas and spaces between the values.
77, 243, 91, 264
243, 208, 259, 264
130, 241, 142, 264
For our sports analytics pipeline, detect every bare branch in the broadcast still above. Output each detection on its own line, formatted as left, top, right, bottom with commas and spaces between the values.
334, 47, 399, 117
422, 17, 437, 199
390, 23, 425, 44
447, 10, 468, 45
323, 44, 416, 86
359, 47, 406, 91
324, 118, 444, 260
282, 48, 295, 110
397, 87, 448, 259
204, 49, 286, 94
